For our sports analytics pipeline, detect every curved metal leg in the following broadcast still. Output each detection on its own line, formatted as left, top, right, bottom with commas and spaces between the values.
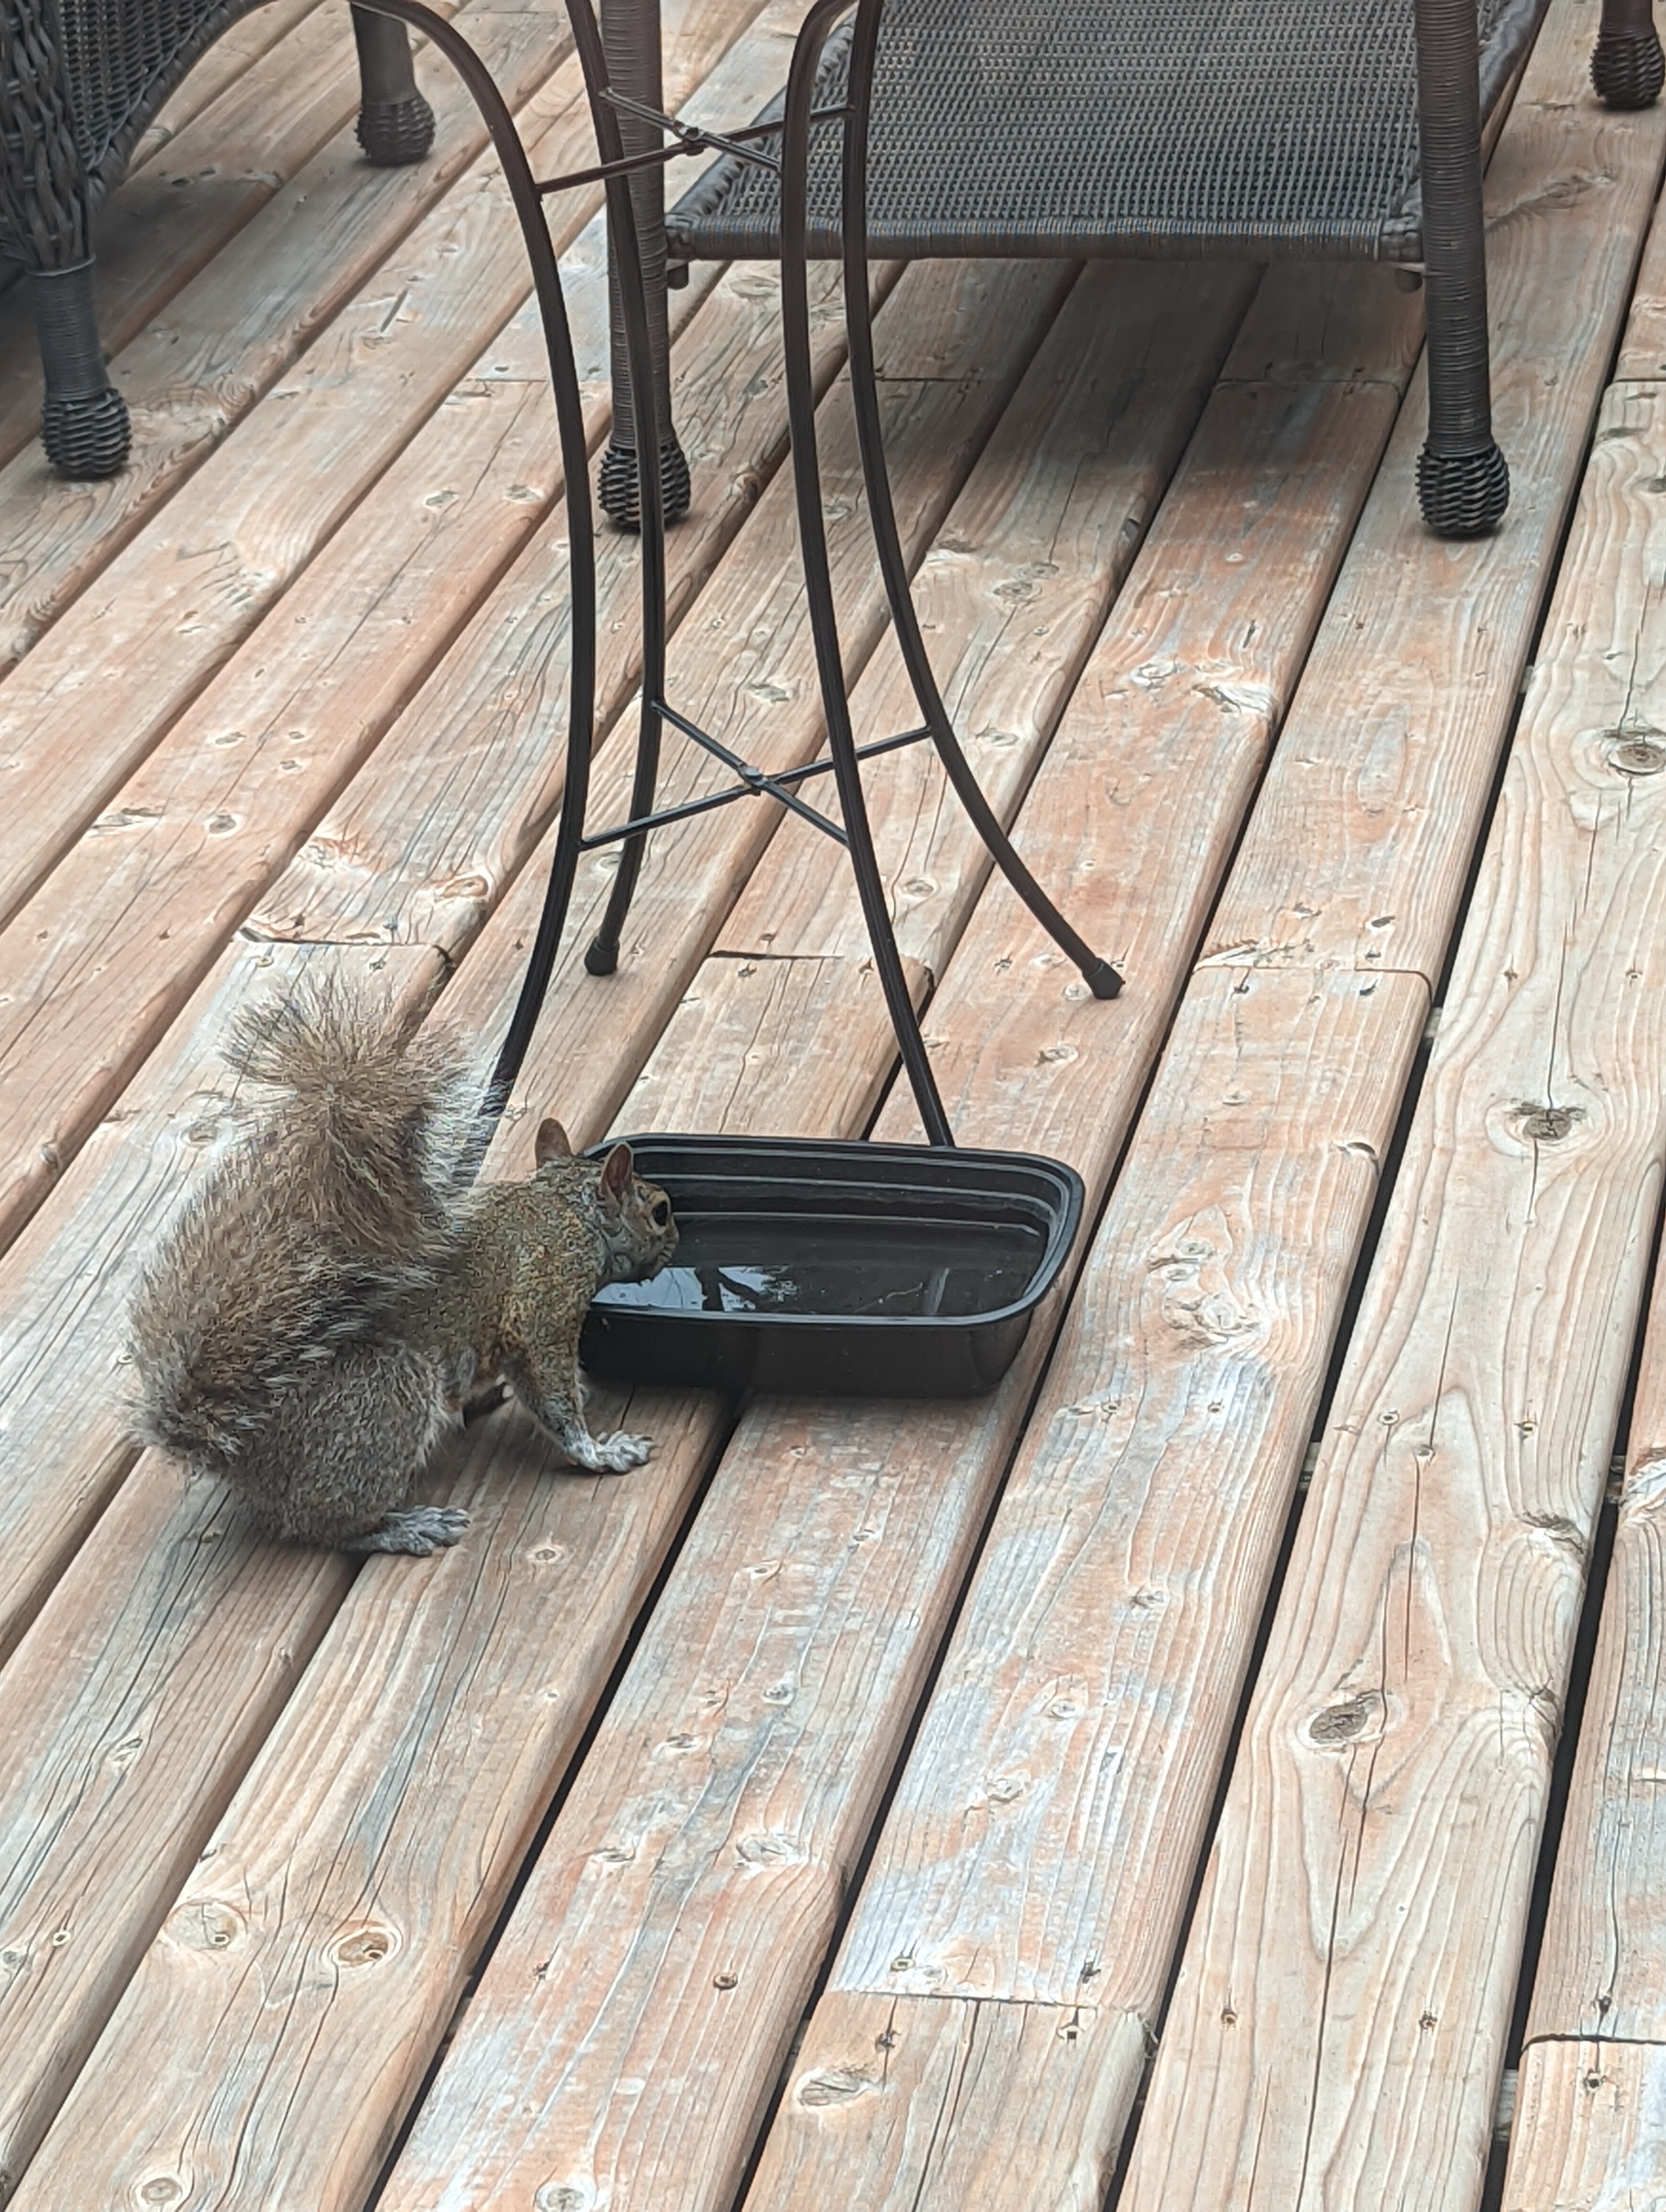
349, 2, 599, 1138
1592, 0, 1664, 105
350, 4, 436, 165
837, 0, 1122, 1002
781, 0, 953, 1146
1413, 0, 1509, 536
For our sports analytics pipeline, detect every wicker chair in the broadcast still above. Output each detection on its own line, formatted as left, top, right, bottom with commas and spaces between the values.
0, 0, 435, 479
595, 0, 1663, 538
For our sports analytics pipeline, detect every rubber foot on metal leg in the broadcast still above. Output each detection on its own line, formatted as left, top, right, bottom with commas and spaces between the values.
1592, 27, 1665, 106
1081, 957, 1124, 1001
42, 385, 130, 479
599, 435, 693, 530
585, 937, 621, 976
357, 92, 435, 164
1416, 441, 1509, 537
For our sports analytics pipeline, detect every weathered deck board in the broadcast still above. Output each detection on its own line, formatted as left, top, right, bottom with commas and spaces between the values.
248, 254, 1060, 956
9, 1379, 727, 2212
364, 264, 1417, 2212
0, 236, 852, 1650
0, 942, 442, 1668
1522, 909, 1666, 2046
1120, 366, 1666, 2209
0, 3, 812, 1255
0, 1449, 350, 2196
747, 7, 1661, 2203
750, 1992, 1147, 2212
0, 0, 561, 671
131, 0, 327, 161
1501, 2041, 1666, 2210
1202, 0, 1666, 982
1515, 208, 1666, 2067
704, 257, 1265, 972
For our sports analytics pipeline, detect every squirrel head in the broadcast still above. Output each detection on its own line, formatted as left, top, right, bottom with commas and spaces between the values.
535, 1120, 679, 1284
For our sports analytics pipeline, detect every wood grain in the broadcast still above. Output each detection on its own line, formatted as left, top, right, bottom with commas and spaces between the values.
369, 258, 1424, 2210
10, 1381, 725, 2212
1500, 2041, 1666, 2210
377, 258, 1075, 1168
375, 1369, 1062, 2212
836, 967, 1425, 2012
751, 15, 1655, 2203
0, 1, 561, 672
1526, 929, 1666, 2042
1202, 0, 1666, 982
127, 0, 327, 167
745, 1992, 1149, 2212
0, 940, 445, 1670
1120, 374, 1666, 2212
1614, 152, 1666, 381
0, 1451, 354, 2200
0, 17, 820, 1258
621, 951, 930, 1140
868, 371, 1399, 1153
253, 254, 1058, 957
713, 257, 1261, 964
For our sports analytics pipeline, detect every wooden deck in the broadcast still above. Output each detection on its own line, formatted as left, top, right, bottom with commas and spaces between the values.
4, 0, 1666, 2202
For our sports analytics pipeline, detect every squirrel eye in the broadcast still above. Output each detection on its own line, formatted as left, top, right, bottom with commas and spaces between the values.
651, 1200, 670, 1227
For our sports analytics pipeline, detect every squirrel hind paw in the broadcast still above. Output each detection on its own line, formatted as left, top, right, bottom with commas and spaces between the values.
348, 1506, 471, 1555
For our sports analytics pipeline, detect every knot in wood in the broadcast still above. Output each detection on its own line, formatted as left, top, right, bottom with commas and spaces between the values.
138, 2179, 183, 2205
328, 1922, 399, 1969
799, 2067, 873, 2106
1611, 734, 1666, 774
1518, 1104, 1580, 1141
534, 2187, 590, 2211
168, 1900, 242, 1952
1306, 1690, 1382, 1745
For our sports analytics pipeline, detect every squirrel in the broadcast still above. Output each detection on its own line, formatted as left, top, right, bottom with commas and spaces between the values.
126, 984, 679, 1555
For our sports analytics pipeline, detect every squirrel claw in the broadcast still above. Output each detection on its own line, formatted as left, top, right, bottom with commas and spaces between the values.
351, 1506, 471, 1555
579, 1430, 654, 1475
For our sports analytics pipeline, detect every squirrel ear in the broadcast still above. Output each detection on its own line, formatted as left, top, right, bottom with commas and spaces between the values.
534, 1118, 573, 1166
599, 1142, 634, 1201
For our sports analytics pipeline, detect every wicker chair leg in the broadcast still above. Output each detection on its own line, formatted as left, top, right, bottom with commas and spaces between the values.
596, 0, 690, 528
1412, 0, 1509, 536
32, 261, 130, 479
1593, 0, 1664, 106
350, 4, 436, 164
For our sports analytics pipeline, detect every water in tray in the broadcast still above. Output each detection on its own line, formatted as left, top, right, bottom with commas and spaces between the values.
597, 1212, 1043, 1320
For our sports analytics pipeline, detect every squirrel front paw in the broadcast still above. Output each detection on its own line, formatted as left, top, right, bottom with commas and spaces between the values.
350, 1506, 471, 1554
570, 1429, 655, 1475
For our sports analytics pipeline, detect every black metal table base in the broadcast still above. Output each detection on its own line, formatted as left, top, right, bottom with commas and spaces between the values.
356, 0, 1120, 1156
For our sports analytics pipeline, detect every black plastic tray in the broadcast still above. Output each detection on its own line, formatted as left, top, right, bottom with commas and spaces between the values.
581, 1134, 1084, 1398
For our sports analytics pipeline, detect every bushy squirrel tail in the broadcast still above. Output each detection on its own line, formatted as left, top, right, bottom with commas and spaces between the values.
128, 983, 478, 1467
221, 982, 477, 1250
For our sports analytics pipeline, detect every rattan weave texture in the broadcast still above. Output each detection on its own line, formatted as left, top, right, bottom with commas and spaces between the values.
668, 0, 1541, 263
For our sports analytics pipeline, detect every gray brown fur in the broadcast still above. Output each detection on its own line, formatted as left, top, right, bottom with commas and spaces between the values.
127, 984, 678, 1554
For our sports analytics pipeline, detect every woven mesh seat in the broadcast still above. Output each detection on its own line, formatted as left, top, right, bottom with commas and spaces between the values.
1, 0, 435, 477
667, 0, 1541, 266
